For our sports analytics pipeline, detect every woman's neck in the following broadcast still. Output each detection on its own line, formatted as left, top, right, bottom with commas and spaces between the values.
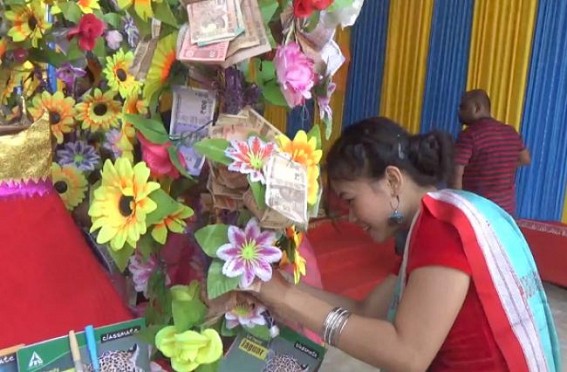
402, 185, 437, 229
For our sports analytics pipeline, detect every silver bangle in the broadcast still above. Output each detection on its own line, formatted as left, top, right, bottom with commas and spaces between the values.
322, 307, 351, 346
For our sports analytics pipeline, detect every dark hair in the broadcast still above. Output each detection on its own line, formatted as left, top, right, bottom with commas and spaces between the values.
326, 117, 454, 187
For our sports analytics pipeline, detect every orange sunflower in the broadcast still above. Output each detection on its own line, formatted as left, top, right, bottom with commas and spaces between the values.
75, 88, 122, 132
143, 32, 177, 100
29, 91, 76, 144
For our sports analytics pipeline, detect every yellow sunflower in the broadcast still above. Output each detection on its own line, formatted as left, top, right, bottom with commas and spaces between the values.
29, 91, 76, 144
280, 226, 307, 284
51, 163, 88, 211
5, 2, 51, 48
123, 95, 148, 141
75, 89, 122, 132
151, 203, 194, 244
89, 158, 161, 251
144, 32, 177, 100
103, 49, 141, 99
117, 0, 163, 21
276, 130, 323, 205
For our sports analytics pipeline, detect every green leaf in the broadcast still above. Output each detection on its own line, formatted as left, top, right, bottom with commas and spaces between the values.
136, 325, 165, 344
145, 269, 173, 325
195, 224, 230, 257
237, 209, 254, 226
196, 361, 220, 372
167, 146, 192, 178
154, 0, 179, 28
137, 233, 157, 260
258, 61, 276, 84
248, 177, 266, 210
259, 0, 279, 23
146, 188, 181, 225
328, 0, 354, 12
28, 48, 67, 67
323, 116, 333, 140
92, 37, 107, 60
130, 10, 152, 38
66, 39, 85, 61
207, 260, 241, 299
124, 113, 169, 144
262, 81, 289, 107
304, 11, 320, 33
171, 283, 208, 332
245, 325, 271, 341
59, 1, 82, 23
220, 319, 238, 337
4, 0, 26, 5
107, 243, 135, 272
103, 13, 123, 28
193, 138, 232, 165
307, 125, 322, 150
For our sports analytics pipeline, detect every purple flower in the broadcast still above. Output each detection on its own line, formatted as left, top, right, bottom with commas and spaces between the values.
105, 30, 123, 50
57, 141, 100, 172
103, 129, 122, 159
123, 16, 139, 48
317, 81, 336, 121
225, 137, 276, 184
129, 253, 169, 297
56, 63, 87, 86
217, 218, 282, 289
225, 303, 267, 329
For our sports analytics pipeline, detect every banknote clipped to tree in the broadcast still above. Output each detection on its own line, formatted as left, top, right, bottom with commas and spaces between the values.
0, 0, 365, 369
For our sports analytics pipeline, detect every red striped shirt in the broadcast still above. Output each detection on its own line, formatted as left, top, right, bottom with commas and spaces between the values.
455, 119, 524, 215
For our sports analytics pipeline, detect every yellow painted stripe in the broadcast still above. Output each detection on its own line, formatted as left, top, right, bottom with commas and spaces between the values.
379, 0, 434, 134
466, 0, 537, 131
562, 188, 567, 223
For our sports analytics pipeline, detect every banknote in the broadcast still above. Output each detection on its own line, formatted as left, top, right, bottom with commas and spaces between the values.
178, 24, 230, 63
242, 189, 292, 229
130, 37, 158, 80
264, 153, 309, 226
226, 0, 260, 57
221, 0, 271, 67
209, 107, 282, 141
170, 86, 217, 176
187, 0, 239, 45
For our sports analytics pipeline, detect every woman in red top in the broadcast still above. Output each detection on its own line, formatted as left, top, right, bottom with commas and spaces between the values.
246, 117, 560, 371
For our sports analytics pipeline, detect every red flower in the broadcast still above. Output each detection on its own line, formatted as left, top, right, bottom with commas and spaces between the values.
137, 133, 186, 180
293, 0, 333, 18
67, 14, 106, 51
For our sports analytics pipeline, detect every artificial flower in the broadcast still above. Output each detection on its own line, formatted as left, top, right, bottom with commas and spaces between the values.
123, 95, 148, 140
317, 81, 336, 121
144, 32, 177, 100
123, 15, 140, 48
225, 137, 276, 185
51, 163, 88, 211
151, 203, 194, 244
77, 0, 101, 13
105, 30, 123, 50
137, 133, 186, 179
155, 326, 223, 372
5, 2, 51, 48
89, 158, 160, 251
276, 130, 322, 204
57, 141, 101, 172
68, 14, 106, 51
29, 91, 76, 144
56, 63, 87, 86
293, 0, 333, 18
117, 0, 163, 21
129, 252, 170, 297
225, 303, 267, 329
280, 226, 307, 284
274, 42, 315, 107
75, 88, 122, 131
104, 49, 140, 99
103, 129, 124, 159
217, 218, 282, 289
0, 38, 7, 63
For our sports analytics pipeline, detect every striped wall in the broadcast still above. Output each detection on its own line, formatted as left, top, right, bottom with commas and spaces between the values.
278, 0, 567, 222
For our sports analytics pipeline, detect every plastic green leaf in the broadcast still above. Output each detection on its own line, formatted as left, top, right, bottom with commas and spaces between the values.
28, 48, 66, 67
262, 81, 289, 107
154, 1, 179, 28
107, 243, 135, 272
137, 233, 158, 259
146, 188, 182, 225
196, 361, 220, 372
259, 61, 276, 84
130, 10, 152, 38
103, 13, 123, 28
248, 177, 266, 210
328, 0, 354, 12
59, 1, 82, 23
220, 319, 238, 337
124, 114, 169, 144
323, 116, 333, 140
167, 146, 192, 178
304, 11, 320, 33
307, 125, 322, 150
92, 38, 107, 60
259, 0, 279, 23
195, 224, 230, 257
207, 259, 241, 299
136, 325, 165, 344
193, 138, 232, 165
171, 283, 207, 332
245, 325, 271, 341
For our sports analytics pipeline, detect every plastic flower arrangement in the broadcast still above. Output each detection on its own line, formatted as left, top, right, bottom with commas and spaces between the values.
0, 0, 364, 369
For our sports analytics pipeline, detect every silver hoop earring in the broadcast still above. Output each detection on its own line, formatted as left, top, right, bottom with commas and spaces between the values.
388, 196, 404, 225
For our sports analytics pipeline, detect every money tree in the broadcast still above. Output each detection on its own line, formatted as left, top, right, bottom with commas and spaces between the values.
0, 0, 365, 370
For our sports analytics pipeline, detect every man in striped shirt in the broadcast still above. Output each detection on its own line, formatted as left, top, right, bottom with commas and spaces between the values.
451, 89, 531, 216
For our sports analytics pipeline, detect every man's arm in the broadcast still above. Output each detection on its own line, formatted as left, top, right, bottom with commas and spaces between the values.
518, 148, 531, 166
451, 165, 465, 189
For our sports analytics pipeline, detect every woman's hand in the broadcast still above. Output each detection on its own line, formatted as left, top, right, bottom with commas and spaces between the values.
244, 270, 294, 309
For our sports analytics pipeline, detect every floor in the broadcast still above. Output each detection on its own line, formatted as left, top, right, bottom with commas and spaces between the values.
320, 283, 567, 371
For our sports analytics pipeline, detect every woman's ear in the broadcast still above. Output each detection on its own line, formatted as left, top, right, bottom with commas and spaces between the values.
384, 165, 404, 196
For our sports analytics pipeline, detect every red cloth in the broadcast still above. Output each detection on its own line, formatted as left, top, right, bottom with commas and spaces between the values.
0, 190, 132, 349
455, 119, 524, 215
402, 207, 508, 371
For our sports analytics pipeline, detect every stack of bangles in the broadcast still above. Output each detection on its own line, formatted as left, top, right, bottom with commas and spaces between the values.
322, 307, 352, 346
